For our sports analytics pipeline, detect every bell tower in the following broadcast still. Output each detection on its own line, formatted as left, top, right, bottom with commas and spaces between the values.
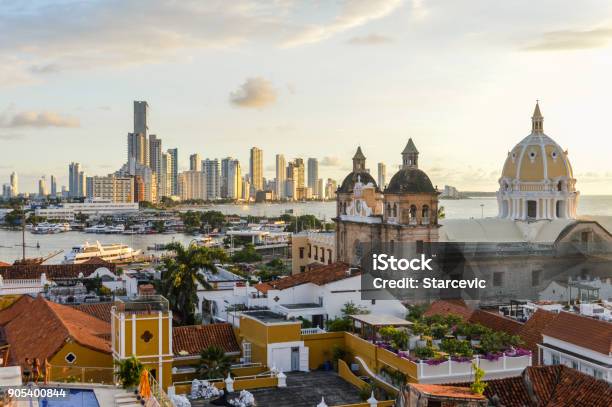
352, 146, 366, 172
532, 101, 543, 134
402, 138, 419, 169
111, 296, 173, 390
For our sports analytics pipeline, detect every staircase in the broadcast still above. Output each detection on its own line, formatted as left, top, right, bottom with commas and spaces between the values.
114, 391, 143, 406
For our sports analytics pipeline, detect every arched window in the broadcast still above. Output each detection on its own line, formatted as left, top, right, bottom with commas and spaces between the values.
557, 181, 563, 192
386, 203, 391, 216
392, 203, 397, 217
409, 205, 417, 224
422, 205, 430, 224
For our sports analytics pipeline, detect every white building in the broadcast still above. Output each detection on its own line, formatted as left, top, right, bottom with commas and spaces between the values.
35, 199, 139, 221
539, 311, 612, 383
203, 159, 221, 200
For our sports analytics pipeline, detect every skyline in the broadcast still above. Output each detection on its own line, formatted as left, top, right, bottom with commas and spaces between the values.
2, 1, 612, 193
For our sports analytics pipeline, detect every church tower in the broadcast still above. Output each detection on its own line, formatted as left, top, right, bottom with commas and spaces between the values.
402, 138, 419, 169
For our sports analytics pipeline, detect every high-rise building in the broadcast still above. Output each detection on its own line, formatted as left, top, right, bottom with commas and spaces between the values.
127, 132, 148, 166
117, 157, 157, 203
50, 175, 57, 197
160, 152, 173, 198
133, 176, 145, 202
227, 159, 241, 200
275, 154, 286, 200
149, 135, 162, 176
69, 162, 85, 198
307, 158, 319, 197
10, 172, 18, 197
325, 178, 337, 200
203, 159, 221, 200
378, 162, 386, 190
317, 178, 324, 200
179, 171, 206, 201
38, 176, 47, 197
2, 184, 11, 199
220, 157, 232, 198
133, 101, 149, 135
189, 154, 201, 172
167, 148, 178, 195
242, 177, 251, 201
87, 175, 134, 203
249, 147, 263, 193
286, 158, 305, 200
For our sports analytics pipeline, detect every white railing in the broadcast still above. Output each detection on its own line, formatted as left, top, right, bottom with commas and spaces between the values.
418, 354, 531, 382
301, 327, 326, 335
149, 373, 174, 407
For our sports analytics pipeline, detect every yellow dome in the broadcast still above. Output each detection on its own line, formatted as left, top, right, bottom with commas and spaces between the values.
501, 103, 573, 182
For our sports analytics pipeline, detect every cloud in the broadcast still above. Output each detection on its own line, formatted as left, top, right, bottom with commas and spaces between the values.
321, 156, 342, 166
523, 27, 612, 51
2, 111, 80, 128
0, 0, 404, 86
230, 77, 277, 108
347, 34, 393, 45
282, 0, 403, 47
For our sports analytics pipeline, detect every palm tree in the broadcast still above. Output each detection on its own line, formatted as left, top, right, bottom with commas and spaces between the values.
198, 346, 231, 379
160, 242, 228, 325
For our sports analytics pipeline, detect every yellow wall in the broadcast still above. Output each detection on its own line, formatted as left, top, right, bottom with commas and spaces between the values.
302, 332, 345, 369
49, 342, 113, 384
238, 316, 301, 367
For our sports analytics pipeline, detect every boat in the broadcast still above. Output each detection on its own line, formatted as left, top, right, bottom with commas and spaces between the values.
32, 222, 71, 234
84, 224, 107, 234
104, 224, 125, 234
63, 241, 142, 264
196, 236, 223, 248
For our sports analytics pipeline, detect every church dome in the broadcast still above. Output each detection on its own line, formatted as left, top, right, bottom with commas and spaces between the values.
338, 171, 378, 193
501, 102, 574, 183
385, 167, 435, 194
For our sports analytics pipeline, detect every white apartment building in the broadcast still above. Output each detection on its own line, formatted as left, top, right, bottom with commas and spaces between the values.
539, 311, 612, 383
179, 170, 206, 201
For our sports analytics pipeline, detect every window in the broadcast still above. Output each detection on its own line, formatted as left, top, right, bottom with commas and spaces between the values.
299, 247, 304, 259
527, 200, 537, 219
493, 272, 504, 287
371, 299, 376, 305
320, 247, 325, 262
532, 270, 542, 286
65, 352, 77, 364
300, 266, 305, 273
551, 353, 560, 365
242, 342, 252, 364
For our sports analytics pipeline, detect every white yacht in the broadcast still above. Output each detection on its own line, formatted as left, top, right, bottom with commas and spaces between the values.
32, 222, 71, 234
84, 224, 107, 234
63, 241, 142, 264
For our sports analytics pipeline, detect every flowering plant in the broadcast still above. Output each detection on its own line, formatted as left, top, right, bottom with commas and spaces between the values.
424, 357, 448, 366
505, 348, 531, 357
451, 355, 472, 363
482, 352, 503, 361
229, 390, 255, 407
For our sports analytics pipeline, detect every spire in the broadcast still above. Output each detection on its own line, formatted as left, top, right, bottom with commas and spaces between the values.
402, 138, 419, 169
352, 146, 366, 172
532, 100, 543, 134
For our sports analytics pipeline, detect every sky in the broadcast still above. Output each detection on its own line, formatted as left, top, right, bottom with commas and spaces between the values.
2, 0, 612, 194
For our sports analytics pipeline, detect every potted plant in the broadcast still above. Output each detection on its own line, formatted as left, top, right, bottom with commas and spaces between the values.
430, 323, 448, 347
115, 356, 143, 390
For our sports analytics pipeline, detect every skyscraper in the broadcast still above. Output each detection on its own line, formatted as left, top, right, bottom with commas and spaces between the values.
50, 175, 57, 197
167, 148, 178, 195
220, 157, 232, 198
160, 151, 173, 198
249, 147, 263, 193
69, 162, 84, 198
38, 176, 47, 197
179, 171, 206, 201
203, 159, 221, 200
378, 162, 386, 190
307, 158, 319, 197
10, 172, 18, 197
286, 159, 305, 200
275, 154, 286, 200
149, 135, 162, 176
127, 132, 148, 166
226, 159, 241, 200
189, 154, 201, 172
133, 101, 149, 135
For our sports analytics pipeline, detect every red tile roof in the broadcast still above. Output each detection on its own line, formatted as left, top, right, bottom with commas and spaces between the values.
172, 323, 240, 357
468, 309, 523, 336
138, 284, 156, 295
263, 262, 353, 290
0, 262, 116, 280
423, 299, 474, 321
0, 296, 111, 366
0, 295, 33, 326
541, 311, 612, 354
410, 384, 486, 401
254, 282, 272, 294
452, 365, 612, 406
0, 261, 10, 267
74, 302, 114, 323
516, 309, 559, 365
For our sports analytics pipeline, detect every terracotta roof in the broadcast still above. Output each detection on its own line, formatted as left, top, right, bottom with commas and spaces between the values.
0, 296, 111, 366
254, 282, 272, 294
264, 262, 353, 291
468, 309, 523, 336
138, 284, 156, 295
81, 257, 112, 265
73, 302, 114, 323
424, 299, 474, 321
409, 383, 486, 401
0, 262, 116, 280
0, 295, 34, 326
172, 323, 240, 357
517, 310, 559, 364
451, 365, 612, 406
490, 365, 611, 407
541, 311, 612, 354
0, 261, 10, 267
